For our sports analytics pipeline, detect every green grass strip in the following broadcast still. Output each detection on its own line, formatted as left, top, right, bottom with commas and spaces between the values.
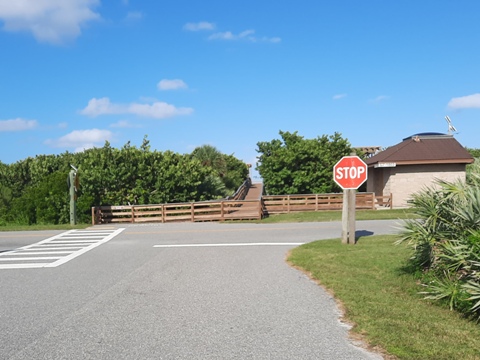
259, 208, 416, 223
0, 224, 90, 232
288, 235, 480, 360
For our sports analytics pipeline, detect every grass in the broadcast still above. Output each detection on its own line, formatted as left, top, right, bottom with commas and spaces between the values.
259, 208, 416, 223
288, 235, 480, 360
0, 223, 90, 231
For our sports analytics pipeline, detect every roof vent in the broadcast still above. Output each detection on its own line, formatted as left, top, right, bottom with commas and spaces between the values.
403, 132, 451, 141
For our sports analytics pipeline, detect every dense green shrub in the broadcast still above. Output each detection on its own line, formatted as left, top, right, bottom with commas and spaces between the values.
7, 171, 69, 225
398, 168, 480, 320
0, 137, 248, 225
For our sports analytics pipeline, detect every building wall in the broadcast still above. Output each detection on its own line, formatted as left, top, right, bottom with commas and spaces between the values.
386, 164, 466, 207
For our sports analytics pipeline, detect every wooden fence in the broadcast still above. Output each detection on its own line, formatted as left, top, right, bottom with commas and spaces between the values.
262, 192, 391, 214
92, 199, 263, 225
91, 192, 392, 225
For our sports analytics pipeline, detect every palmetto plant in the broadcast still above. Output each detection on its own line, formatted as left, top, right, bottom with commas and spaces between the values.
398, 173, 480, 320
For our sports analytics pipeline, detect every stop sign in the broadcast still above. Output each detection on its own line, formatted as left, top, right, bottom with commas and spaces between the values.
333, 156, 368, 189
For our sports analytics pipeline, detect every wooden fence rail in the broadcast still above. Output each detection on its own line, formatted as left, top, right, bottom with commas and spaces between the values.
262, 192, 391, 214
92, 192, 392, 225
92, 199, 263, 225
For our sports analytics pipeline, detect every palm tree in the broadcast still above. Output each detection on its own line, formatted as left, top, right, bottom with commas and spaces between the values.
192, 145, 229, 198
192, 145, 227, 177
398, 173, 480, 319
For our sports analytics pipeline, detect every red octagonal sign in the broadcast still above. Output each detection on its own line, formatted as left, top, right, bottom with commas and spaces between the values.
333, 156, 368, 189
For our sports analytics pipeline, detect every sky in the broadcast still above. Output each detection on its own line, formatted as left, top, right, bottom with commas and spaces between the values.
1, 0, 479, 180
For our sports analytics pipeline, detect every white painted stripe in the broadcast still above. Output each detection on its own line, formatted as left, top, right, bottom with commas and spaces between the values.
58, 235, 104, 239
153, 242, 305, 248
32, 244, 84, 247
0, 257, 62, 261
7, 251, 74, 255
48, 240, 99, 243
22, 247, 82, 251
0, 263, 49, 269
45, 228, 125, 268
16, 230, 80, 250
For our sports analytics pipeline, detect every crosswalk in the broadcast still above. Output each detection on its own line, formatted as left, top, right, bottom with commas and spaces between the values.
0, 228, 125, 269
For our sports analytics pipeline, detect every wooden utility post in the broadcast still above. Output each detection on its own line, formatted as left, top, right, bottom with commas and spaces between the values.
333, 154, 368, 245
340, 188, 356, 244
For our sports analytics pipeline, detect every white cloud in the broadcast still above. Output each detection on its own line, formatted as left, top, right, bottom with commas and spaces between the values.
209, 31, 234, 40
128, 102, 193, 118
185, 21, 280, 43
208, 29, 281, 43
157, 79, 188, 91
80, 97, 194, 119
0, 118, 38, 131
448, 93, 480, 109
370, 95, 390, 103
110, 120, 140, 128
125, 11, 143, 21
183, 21, 215, 31
80, 97, 124, 116
333, 94, 347, 100
45, 128, 113, 151
0, 0, 100, 44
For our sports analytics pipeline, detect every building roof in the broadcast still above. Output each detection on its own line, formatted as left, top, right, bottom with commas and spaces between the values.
365, 133, 474, 167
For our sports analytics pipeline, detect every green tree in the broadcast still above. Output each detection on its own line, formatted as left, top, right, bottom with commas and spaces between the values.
0, 161, 12, 224
192, 145, 248, 197
7, 171, 70, 225
223, 154, 249, 193
256, 131, 353, 195
467, 147, 480, 158
192, 144, 226, 174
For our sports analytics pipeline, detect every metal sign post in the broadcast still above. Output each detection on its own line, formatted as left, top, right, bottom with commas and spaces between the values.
68, 165, 78, 225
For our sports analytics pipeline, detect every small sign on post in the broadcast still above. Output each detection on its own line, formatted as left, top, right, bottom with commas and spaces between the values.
333, 155, 368, 244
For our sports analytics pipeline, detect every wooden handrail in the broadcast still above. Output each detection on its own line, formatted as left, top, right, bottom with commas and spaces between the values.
226, 177, 251, 201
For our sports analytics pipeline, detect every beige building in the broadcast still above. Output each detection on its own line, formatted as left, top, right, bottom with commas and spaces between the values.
365, 133, 474, 208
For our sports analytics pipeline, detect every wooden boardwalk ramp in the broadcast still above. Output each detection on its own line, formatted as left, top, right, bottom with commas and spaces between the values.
244, 182, 263, 201
228, 182, 264, 219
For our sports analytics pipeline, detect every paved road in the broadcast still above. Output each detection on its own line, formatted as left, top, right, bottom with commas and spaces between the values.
0, 220, 401, 359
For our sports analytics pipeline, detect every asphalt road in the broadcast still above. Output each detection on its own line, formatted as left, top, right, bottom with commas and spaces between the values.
0, 220, 401, 359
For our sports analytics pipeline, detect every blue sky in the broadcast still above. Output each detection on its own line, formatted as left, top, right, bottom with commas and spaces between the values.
1, 1, 479, 180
